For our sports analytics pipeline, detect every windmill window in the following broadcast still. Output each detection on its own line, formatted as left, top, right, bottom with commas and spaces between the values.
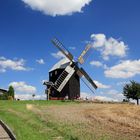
55, 71, 57, 75
50, 73, 52, 77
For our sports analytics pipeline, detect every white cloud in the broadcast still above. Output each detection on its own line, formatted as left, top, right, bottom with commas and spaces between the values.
91, 34, 106, 48
15, 94, 46, 100
9, 81, 41, 100
69, 47, 76, 50
22, 0, 92, 16
0, 57, 30, 72
80, 92, 93, 100
94, 96, 118, 102
15, 94, 32, 100
90, 60, 108, 70
51, 51, 65, 59
106, 89, 124, 100
91, 34, 128, 60
90, 60, 103, 67
106, 89, 123, 98
105, 59, 140, 78
36, 59, 45, 64
9, 81, 37, 94
80, 91, 122, 102
98, 89, 124, 101
94, 80, 111, 89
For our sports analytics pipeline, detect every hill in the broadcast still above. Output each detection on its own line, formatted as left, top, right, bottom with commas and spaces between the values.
0, 101, 140, 140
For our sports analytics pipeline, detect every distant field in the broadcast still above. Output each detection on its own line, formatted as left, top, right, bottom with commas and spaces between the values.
0, 101, 140, 140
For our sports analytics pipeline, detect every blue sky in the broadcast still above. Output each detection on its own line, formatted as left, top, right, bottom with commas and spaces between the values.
0, 0, 140, 100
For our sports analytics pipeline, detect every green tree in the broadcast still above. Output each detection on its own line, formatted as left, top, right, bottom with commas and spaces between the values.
123, 81, 140, 105
8, 86, 15, 100
32, 94, 35, 100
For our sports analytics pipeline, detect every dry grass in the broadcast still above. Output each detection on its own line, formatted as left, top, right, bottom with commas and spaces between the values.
31, 103, 140, 140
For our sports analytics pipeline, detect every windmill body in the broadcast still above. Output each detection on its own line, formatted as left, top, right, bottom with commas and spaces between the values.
44, 38, 97, 100
48, 58, 80, 100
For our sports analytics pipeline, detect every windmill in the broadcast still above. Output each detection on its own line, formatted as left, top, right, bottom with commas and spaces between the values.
43, 38, 97, 100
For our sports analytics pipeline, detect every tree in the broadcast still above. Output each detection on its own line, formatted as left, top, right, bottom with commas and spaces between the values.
123, 81, 140, 105
32, 94, 35, 100
8, 86, 15, 100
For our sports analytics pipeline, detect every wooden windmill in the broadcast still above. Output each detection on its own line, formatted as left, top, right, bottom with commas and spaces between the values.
44, 38, 97, 100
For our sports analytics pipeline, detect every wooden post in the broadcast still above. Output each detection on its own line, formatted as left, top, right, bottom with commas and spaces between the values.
47, 87, 51, 101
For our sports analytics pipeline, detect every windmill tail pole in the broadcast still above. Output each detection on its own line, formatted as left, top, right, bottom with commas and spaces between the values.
137, 99, 139, 105
47, 87, 51, 101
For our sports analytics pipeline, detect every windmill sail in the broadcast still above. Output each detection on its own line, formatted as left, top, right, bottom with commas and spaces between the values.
81, 77, 95, 94
78, 44, 92, 64
77, 68, 97, 89
53, 65, 75, 92
52, 38, 73, 61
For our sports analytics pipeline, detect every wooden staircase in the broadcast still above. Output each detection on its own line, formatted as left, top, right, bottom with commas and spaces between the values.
53, 65, 75, 92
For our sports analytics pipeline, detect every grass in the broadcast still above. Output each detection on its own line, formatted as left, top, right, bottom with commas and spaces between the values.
0, 100, 140, 140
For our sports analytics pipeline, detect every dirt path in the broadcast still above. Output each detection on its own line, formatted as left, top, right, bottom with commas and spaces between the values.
0, 124, 11, 140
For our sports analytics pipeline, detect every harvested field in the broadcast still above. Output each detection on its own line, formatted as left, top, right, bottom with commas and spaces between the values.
0, 101, 140, 140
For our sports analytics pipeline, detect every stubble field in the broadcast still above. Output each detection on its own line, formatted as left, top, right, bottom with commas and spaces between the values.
0, 101, 140, 140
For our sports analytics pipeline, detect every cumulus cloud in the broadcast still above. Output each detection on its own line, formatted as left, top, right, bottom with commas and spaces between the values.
15, 94, 46, 100
91, 34, 106, 48
80, 91, 122, 101
94, 80, 111, 89
22, 0, 92, 16
94, 96, 118, 102
36, 59, 45, 64
91, 34, 128, 60
9, 81, 37, 94
9, 81, 46, 100
51, 51, 65, 59
106, 89, 123, 99
105, 59, 140, 78
0, 57, 30, 72
80, 92, 93, 100
98, 89, 123, 101
90, 60, 103, 67
97, 89, 124, 101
